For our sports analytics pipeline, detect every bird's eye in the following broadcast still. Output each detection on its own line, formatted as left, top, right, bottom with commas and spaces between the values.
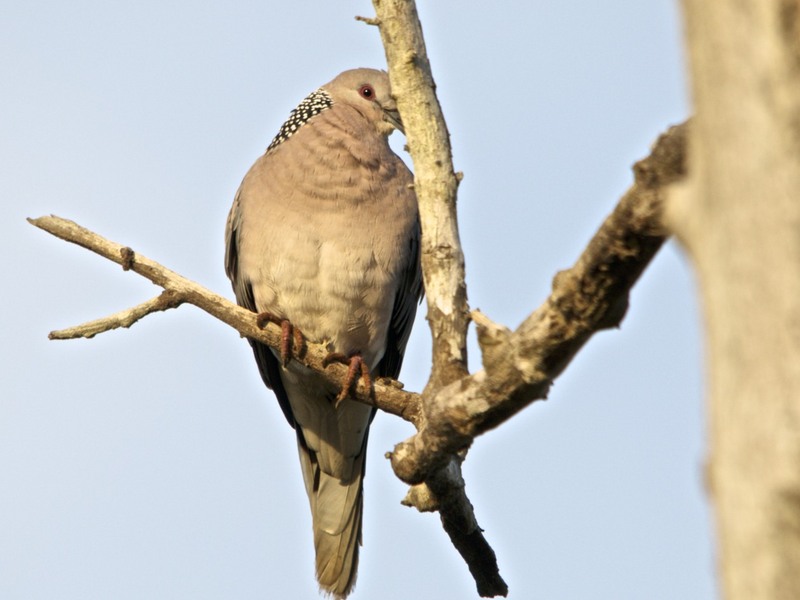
359, 85, 375, 100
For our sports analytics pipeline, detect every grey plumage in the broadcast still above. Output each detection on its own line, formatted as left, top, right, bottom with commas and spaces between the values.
225, 68, 422, 598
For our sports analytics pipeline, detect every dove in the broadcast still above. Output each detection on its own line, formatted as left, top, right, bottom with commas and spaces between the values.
225, 68, 422, 598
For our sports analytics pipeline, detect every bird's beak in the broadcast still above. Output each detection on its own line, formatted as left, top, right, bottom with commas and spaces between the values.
382, 107, 405, 135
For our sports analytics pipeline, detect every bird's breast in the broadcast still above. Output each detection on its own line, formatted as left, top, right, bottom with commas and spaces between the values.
239, 153, 415, 371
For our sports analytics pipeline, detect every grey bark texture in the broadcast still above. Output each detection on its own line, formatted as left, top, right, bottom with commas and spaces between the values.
672, 1, 800, 597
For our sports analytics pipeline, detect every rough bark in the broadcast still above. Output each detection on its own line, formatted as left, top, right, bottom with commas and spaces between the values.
390, 123, 688, 485
672, 2, 800, 598
365, 3, 502, 593
368, 0, 470, 392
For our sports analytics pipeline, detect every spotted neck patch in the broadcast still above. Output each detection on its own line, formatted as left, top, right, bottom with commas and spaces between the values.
266, 88, 333, 152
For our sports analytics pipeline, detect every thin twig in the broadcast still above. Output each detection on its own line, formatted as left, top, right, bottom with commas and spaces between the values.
49, 290, 183, 340
355, 15, 380, 26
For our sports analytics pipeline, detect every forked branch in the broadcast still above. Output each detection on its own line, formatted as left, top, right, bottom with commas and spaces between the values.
28, 117, 687, 598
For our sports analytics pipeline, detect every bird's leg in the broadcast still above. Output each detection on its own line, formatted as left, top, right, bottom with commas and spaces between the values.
255, 312, 305, 367
322, 352, 372, 406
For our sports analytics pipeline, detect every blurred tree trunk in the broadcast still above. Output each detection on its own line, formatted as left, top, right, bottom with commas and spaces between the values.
673, 1, 800, 598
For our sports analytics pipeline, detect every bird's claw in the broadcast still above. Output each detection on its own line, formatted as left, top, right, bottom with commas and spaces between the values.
256, 312, 305, 367
323, 352, 372, 406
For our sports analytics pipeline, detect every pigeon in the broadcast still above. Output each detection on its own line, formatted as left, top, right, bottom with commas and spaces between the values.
225, 68, 422, 598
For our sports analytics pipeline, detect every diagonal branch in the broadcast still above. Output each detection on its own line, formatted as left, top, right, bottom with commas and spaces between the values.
27, 215, 422, 426
389, 122, 689, 487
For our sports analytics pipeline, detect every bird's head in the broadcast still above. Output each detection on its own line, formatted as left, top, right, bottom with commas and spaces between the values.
323, 68, 404, 137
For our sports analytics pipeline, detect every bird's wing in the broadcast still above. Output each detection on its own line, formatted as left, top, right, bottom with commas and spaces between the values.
225, 188, 297, 428
377, 217, 423, 380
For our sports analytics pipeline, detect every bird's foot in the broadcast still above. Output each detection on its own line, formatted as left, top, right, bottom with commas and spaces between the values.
255, 312, 305, 367
322, 352, 372, 406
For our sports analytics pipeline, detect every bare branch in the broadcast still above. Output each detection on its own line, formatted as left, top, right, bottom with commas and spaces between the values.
369, 1, 505, 594
389, 122, 689, 486
48, 290, 183, 340
371, 0, 469, 391
27, 215, 422, 426
354, 15, 380, 26
367, 5, 687, 596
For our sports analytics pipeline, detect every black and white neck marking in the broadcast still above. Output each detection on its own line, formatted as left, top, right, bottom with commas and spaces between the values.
266, 88, 334, 152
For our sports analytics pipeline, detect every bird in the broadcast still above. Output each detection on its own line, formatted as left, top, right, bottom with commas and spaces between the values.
224, 68, 422, 598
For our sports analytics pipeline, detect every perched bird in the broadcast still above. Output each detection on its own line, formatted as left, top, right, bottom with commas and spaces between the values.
224, 68, 422, 598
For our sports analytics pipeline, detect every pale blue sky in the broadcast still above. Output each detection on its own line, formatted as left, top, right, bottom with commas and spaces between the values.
1, 1, 711, 599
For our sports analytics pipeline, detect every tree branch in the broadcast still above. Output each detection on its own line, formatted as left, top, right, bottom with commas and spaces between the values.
48, 290, 183, 340
369, 0, 470, 391
365, 2, 507, 594
389, 122, 689, 486
27, 215, 422, 426
29, 121, 688, 600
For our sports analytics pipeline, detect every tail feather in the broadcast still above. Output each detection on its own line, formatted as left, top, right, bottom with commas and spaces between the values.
297, 435, 366, 599
283, 370, 372, 599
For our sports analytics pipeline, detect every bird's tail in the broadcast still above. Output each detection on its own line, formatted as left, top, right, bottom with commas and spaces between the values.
296, 434, 366, 599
